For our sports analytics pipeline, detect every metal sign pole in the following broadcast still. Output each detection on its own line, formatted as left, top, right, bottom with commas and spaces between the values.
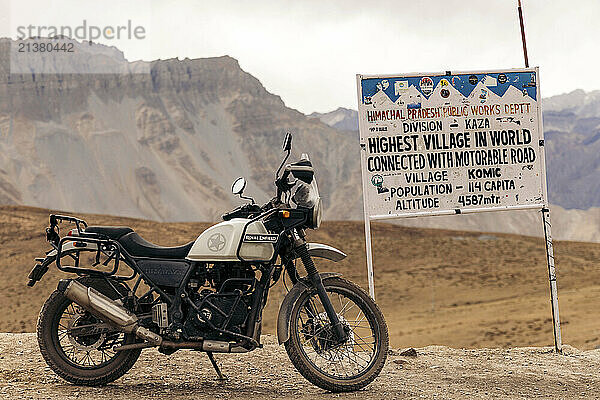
359, 142, 376, 300
517, 0, 530, 68
364, 216, 375, 300
533, 65, 562, 352
541, 208, 562, 353
356, 74, 377, 300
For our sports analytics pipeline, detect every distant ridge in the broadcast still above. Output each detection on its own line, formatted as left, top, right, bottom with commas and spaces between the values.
1, 38, 600, 241
309, 107, 358, 132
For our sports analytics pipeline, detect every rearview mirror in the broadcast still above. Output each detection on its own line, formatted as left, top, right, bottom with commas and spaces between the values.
231, 177, 246, 195
282, 132, 292, 151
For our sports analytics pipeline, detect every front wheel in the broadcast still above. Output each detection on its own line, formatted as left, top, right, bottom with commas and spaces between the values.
284, 277, 388, 392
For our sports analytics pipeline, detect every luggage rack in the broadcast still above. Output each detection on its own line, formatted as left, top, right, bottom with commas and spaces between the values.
47, 214, 130, 278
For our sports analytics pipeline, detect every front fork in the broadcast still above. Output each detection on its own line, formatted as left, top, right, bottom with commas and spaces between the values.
292, 231, 348, 342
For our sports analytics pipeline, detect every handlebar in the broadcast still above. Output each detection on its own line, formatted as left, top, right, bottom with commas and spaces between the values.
222, 203, 263, 221
224, 153, 314, 220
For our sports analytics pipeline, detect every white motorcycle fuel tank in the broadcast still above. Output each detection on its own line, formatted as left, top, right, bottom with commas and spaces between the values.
186, 219, 275, 262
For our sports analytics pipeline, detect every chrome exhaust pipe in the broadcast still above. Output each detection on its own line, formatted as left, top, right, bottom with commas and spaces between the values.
58, 280, 162, 346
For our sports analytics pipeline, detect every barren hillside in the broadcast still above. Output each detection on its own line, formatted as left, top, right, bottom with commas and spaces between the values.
3, 205, 600, 352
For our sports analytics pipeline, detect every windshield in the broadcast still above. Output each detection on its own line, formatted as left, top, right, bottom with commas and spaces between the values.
292, 176, 320, 208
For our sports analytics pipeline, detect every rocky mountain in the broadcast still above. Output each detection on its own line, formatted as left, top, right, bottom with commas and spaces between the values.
309, 107, 358, 132
542, 89, 600, 209
2, 37, 600, 241
0, 38, 363, 222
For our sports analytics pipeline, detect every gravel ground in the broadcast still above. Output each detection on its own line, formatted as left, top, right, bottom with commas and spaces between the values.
1, 333, 600, 399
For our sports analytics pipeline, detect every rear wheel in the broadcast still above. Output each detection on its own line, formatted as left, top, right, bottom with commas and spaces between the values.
37, 280, 141, 386
285, 277, 388, 392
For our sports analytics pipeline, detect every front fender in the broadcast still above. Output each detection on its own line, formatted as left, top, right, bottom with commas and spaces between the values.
297, 243, 346, 262
276, 272, 341, 345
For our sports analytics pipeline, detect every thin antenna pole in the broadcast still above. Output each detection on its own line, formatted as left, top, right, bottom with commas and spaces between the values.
517, 0, 530, 67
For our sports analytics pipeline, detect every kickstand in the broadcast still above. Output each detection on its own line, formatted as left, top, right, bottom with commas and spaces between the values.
206, 351, 227, 381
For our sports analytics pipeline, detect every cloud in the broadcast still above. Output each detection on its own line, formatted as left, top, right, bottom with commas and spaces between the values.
1, 0, 599, 113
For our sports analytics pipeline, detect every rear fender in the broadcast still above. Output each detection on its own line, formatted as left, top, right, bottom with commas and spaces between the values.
276, 272, 341, 345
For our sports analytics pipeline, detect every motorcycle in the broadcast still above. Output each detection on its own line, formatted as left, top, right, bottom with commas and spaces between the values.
27, 133, 389, 392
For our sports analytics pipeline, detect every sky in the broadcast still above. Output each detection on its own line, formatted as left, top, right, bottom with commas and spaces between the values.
1, 0, 598, 114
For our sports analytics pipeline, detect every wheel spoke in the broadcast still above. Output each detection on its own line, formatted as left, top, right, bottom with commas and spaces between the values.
337, 298, 356, 317
293, 286, 380, 380
55, 300, 128, 368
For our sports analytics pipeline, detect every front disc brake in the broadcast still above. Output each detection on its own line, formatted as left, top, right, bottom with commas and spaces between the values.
302, 312, 355, 360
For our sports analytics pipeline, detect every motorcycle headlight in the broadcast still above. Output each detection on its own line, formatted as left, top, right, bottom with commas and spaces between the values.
309, 197, 322, 229
291, 167, 321, 229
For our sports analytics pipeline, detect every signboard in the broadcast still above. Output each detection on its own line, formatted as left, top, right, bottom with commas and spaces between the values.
356, 67, 561, 353
357, 68, 547, 219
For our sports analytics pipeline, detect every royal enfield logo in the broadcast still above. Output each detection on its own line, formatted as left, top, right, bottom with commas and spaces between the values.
207, 233, 226, 252
243, 234, 278, 243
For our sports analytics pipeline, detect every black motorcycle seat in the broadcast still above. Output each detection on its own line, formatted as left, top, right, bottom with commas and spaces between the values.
85, 226, 134, 240
117, 232, 194, 259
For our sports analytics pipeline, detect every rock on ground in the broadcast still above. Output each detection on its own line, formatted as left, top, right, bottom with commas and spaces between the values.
1, 333, 600, 399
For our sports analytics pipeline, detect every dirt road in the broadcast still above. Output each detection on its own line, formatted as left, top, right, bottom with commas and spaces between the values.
1, 333, 599, 399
